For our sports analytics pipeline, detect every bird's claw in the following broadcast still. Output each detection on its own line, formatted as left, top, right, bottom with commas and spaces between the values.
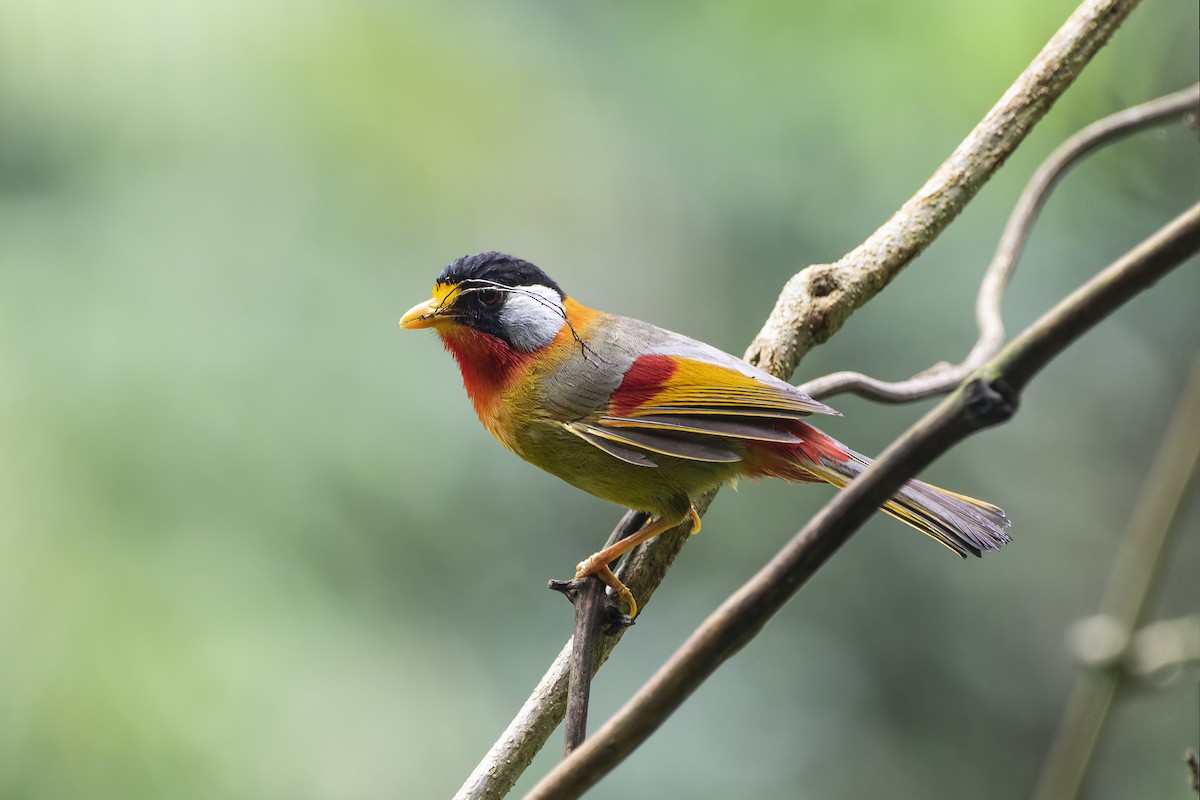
575, 557, 638, 618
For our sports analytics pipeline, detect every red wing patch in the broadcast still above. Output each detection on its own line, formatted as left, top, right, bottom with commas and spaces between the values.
609, 354, 828, 418
589, 354, 851, 471
610, 354, 679, 416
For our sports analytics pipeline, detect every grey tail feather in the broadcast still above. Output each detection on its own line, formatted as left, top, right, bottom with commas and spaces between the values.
807, 449, 1011, 558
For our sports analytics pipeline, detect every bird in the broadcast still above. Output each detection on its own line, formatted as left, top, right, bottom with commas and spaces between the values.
400, 251, 1010, 616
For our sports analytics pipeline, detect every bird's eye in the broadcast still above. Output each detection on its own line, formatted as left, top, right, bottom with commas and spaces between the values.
479, 289, 502, 306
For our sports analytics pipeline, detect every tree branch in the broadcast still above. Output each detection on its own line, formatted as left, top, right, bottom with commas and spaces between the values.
799, 83, 1200, 403
526, 204, 1200, 800
553, 0, 1158, 770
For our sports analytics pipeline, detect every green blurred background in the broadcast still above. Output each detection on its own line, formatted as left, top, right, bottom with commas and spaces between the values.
1, 1, 1197, 798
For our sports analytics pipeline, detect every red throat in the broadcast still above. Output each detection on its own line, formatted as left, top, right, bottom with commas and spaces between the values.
438, 327, 533, 416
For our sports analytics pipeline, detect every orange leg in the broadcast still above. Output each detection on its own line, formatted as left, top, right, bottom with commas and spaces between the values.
575, 506, 701, 618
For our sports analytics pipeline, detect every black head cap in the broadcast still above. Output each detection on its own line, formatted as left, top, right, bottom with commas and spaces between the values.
437, 252, 565, 298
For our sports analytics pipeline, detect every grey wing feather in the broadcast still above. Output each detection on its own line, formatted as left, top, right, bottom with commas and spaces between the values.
601, 414, 802, 443
575, 423, 743, 463
563, 422, 659, 467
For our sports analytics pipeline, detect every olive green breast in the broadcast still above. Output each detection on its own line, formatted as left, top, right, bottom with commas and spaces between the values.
512, 415, 740, 518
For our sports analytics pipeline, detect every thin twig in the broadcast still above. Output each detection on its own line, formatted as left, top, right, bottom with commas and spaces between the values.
454, 511, 641, 799
1030, 357, 1200, 800
560, 511, 643, 755
526, 205, 1200, 800
799, 84, 1200, 402
452, 504, 703, 800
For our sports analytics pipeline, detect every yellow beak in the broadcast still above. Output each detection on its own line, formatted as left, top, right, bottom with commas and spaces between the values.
399, 297, 443, 329
399, 283, 457, 330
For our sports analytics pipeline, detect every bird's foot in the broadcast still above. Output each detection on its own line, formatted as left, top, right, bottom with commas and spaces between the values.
575, 557, 638, 618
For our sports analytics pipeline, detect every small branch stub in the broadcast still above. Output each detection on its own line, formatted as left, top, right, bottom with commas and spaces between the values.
547, 577, 635, 631
547, 579, 582, 605
962, 375, 1019, 427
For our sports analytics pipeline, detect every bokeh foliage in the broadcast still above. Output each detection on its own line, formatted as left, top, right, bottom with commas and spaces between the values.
1, 1, 1196, 798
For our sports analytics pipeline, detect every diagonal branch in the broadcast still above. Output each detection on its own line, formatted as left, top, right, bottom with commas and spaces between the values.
526, 203, 1200, 800
555, 0, 1152, 764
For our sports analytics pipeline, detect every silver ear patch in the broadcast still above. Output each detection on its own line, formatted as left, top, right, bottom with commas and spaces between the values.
499, 284, 566, 351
